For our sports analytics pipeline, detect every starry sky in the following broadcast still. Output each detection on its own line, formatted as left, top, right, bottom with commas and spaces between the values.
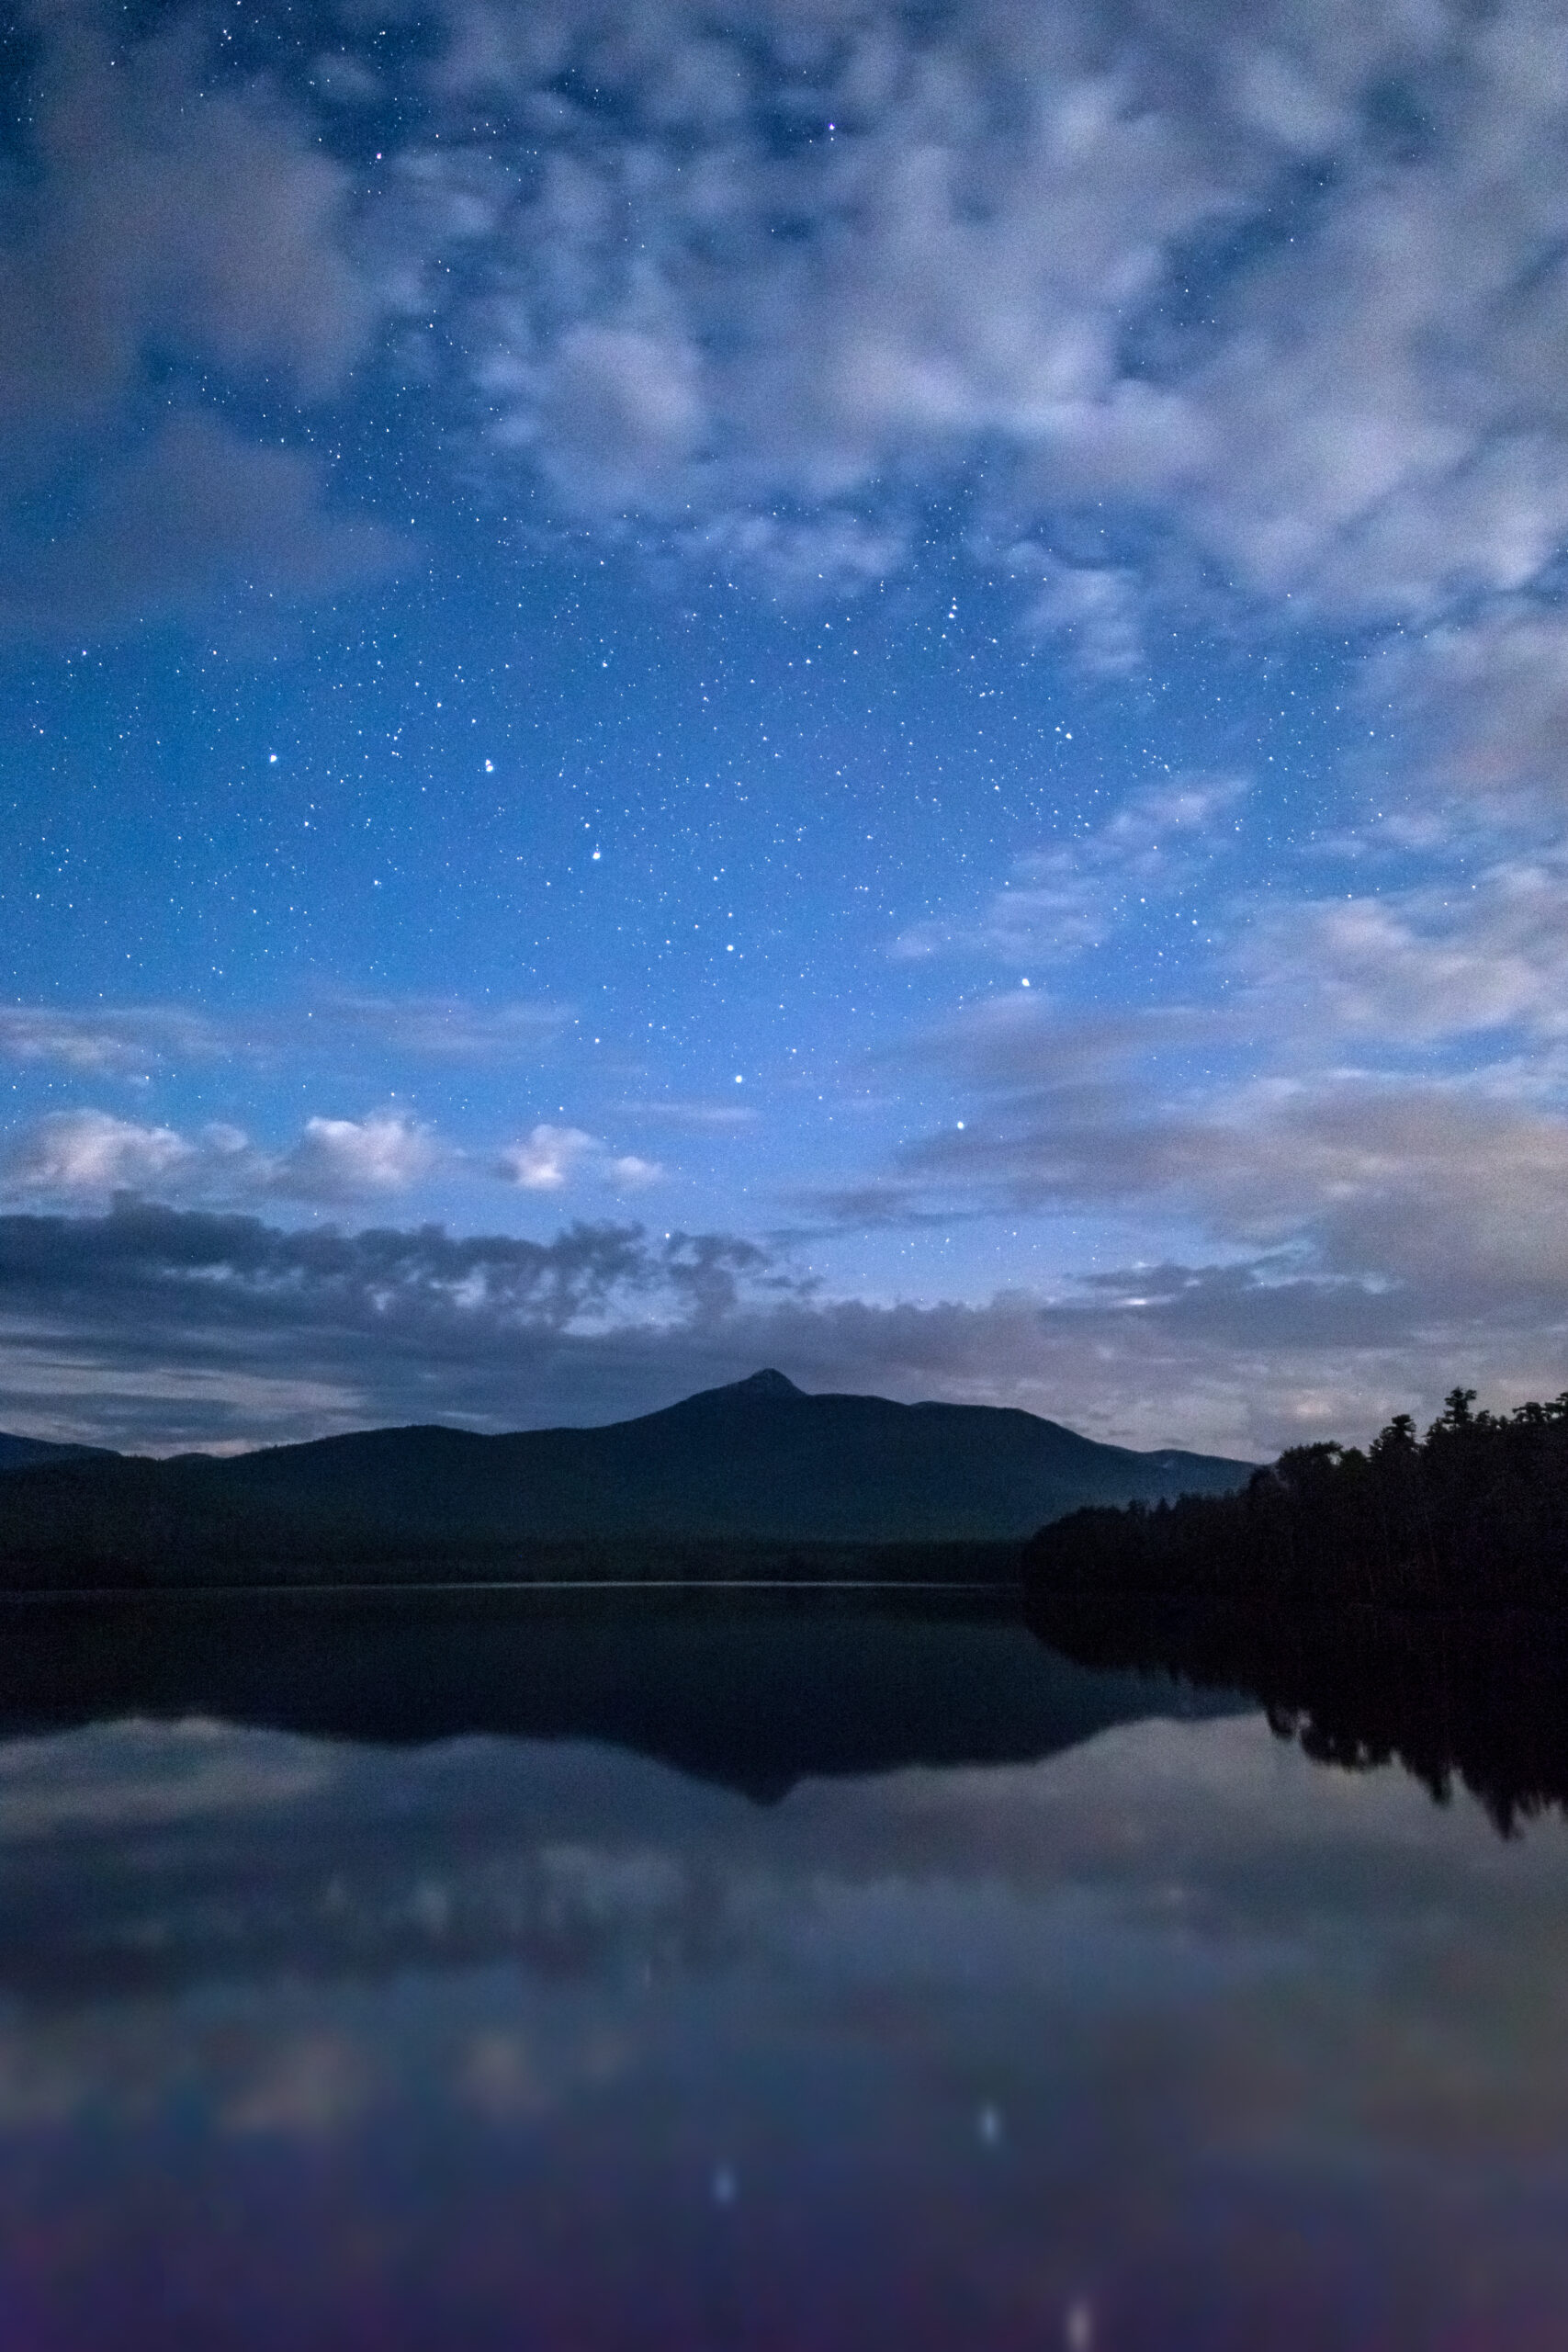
5, 0, 1568, 1454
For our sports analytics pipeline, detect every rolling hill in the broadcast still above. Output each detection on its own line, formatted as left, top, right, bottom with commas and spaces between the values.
0, 1434, 117, 1475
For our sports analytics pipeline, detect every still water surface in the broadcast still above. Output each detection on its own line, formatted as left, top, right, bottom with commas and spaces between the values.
1, 1592, 1565, 2348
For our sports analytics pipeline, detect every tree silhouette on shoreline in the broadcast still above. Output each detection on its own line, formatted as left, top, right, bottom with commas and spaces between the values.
1025, 1389, 1568, 1609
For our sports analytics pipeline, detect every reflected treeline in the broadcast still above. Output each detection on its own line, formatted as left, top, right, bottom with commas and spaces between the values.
1028, 1589, 1568, 1836
1027, 1388, 1568, 1609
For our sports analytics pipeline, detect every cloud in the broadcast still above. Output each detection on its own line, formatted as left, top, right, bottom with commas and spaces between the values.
6, 0, 1568, 645
620, 1100, 758, 1132
360, 0, 1568, 642
879, 989, 1568, 1317
273, 1114, 442, 1204
500, 1125, 663, 1193
1373, 605, 1568, 815
536, 322, 706, 509
0, 1006, 228, 1077
1245, 855, 1568, 1046
441, 6, 1233, 594
499, 1124, 599, 1192
1012, 554, 1146, 676
12, 2, 1568, 639
608, 1155, 664, 1190
0, 1109, 440, 1208
0, 414, 405, 638
0, 1191, 1560, 1458
0, 1200, 814, 1447
0, 996, 570, 1074
0, 1105, 659, 1210
0, 0, 399, 636
2, 1112, 198, 1194
317, 997, 570, 1059
0, 6, 373, 481
895, 774, 1247, 965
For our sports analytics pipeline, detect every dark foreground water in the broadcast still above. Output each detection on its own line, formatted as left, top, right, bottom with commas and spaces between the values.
2, 1590, 1567, 2349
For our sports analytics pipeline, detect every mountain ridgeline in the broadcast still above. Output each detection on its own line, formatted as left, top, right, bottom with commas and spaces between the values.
0, 1434, 116, 1475
0, 1371, 1252, 1588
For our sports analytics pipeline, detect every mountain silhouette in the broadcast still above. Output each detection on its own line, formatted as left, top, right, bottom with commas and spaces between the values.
0, 1433, 116, 1474
205, 1370, 1251, 1541
0, 1372, 1252, 1582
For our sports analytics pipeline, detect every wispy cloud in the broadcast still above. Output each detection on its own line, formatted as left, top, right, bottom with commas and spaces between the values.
0, 995, 570, 1075
318, 996, 570, 1059
0, 1007, 228, 1077
1244, 855, 1568, 1046
0, 415, 405, 639
864, 988, 1568, 1315
0, 6, 401, 633
894, 775, 1247, 966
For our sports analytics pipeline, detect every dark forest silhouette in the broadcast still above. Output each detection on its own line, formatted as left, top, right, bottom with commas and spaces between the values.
1025, 1388, 1568, 1609
1024, 1389, 1568, 1836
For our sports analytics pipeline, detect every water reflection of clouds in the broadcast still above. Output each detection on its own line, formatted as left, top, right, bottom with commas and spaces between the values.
0, 1710, 1561, 2044
0, 1716, 333, 1839
4, 1712, 1568, 2344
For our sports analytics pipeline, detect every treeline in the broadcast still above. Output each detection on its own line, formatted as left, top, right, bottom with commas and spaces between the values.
0, 1455, 434, 1587
1025, 1389, 1568, 1608
0, 1454, 1018, 1589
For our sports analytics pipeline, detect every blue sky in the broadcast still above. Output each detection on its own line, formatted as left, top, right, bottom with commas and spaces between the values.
5, 0, 1568, 1453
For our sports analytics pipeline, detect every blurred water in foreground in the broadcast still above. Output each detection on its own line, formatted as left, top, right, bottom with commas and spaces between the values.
1, 1591, 1566, 2349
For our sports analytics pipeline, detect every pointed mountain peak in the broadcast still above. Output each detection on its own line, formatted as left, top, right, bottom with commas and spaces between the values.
731, 1368, 803, 1398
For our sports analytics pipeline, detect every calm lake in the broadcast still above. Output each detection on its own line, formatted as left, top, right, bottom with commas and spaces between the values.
2, 1589, 1566, 2348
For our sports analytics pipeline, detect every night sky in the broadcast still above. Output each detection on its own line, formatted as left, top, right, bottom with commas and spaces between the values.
5, 0, 1568, 1453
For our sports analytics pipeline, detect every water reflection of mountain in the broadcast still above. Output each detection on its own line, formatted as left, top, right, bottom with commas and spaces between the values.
12, 1587, 1555, 1832
1028, 1592, 1568, 1837
0, 1590, 1240, 1804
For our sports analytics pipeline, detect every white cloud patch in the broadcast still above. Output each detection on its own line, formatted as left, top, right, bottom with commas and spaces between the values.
274, 1114, 442, 1203
0, 1110, 439, 1208
500, 1124, 599, 1191
0, 1104, 662, 1211
2, 1112, 199, 1194
500, 1125, 664, 1193
608, 1154, 664, 1190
